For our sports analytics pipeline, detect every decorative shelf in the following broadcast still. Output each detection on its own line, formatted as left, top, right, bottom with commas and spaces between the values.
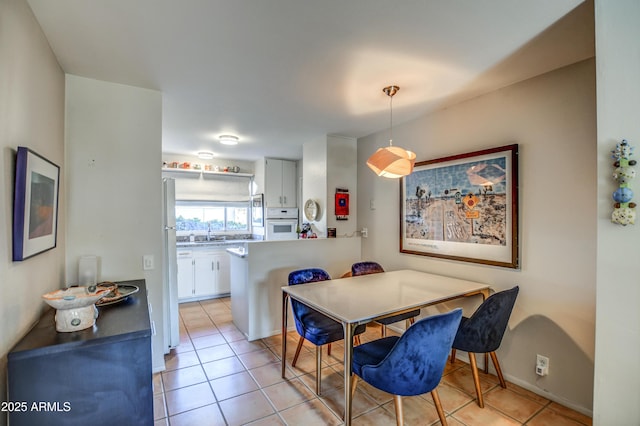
162, 167, 253, 179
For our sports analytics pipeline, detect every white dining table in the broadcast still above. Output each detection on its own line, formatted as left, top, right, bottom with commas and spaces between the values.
281, 269, 490, 425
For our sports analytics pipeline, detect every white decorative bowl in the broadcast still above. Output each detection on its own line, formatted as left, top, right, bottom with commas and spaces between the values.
42, 286, 111, 332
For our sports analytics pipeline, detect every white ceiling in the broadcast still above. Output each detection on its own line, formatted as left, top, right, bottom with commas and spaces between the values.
27, 0, 593, 161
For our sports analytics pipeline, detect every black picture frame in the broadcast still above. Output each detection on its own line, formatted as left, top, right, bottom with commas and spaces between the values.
13, 147, 60, 261
400, 144, 519, 268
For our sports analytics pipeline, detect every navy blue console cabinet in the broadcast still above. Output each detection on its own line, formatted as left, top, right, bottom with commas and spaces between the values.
7, 279, 153, 426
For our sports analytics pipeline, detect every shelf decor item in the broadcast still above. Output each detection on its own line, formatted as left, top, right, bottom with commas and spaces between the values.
400, 144, 519, 268
611, 139, 636, 225
42, 286, 111, 332
12, 147, 60, 261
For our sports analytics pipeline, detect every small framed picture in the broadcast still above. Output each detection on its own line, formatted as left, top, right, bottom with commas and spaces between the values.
13, 147, 60, 261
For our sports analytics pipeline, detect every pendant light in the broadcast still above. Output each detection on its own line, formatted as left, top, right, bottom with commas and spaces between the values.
366, 85, 416, 178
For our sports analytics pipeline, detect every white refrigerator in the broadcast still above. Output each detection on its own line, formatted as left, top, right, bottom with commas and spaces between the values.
163, 177, 179, 350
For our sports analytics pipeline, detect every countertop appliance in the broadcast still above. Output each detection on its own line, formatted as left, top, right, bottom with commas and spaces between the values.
265, 207, 298, 240
162, 177, 179, 350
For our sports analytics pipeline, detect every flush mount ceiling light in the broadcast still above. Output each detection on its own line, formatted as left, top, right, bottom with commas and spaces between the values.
219, 134, 239, 145
366, 85, 416, 178
197, 151, 215, 159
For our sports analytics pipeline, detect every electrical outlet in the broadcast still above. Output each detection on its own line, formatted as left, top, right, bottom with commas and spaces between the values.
536, 354, 549, 376
143, 255, 154, 270
361, 227, 368, 238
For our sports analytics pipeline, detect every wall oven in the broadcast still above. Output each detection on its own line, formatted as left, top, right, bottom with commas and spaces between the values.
265, 208, 298, 240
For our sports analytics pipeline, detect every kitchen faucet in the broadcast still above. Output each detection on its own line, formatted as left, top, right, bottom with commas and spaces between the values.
207, 223, 212, 241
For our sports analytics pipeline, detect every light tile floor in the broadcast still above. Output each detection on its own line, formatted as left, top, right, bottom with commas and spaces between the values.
153, 298, 592, 426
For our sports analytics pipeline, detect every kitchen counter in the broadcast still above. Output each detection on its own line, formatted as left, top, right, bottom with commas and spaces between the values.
177, 239, 253, 248
228, 237, 362, 340
226, 246, 247, 258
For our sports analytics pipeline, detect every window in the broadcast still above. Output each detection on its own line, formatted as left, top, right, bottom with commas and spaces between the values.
175, 201, 249, 234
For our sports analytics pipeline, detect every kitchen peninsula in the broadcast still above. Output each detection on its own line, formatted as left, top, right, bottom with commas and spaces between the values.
228, 237, 361, 340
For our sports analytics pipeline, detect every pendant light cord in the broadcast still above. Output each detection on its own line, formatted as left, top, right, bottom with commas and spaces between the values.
389, 93, 394, 147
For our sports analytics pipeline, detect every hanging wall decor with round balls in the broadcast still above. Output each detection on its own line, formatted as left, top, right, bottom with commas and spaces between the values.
611, 139, 636, 225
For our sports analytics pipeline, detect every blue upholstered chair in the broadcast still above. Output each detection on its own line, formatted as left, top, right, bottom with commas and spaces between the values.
351, 261, 420, 337
450, 286, 519, 408
288, 268, 366, 395
351, 309, 463, 426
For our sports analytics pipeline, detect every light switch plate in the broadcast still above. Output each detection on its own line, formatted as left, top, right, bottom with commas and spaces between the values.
143, 255, 154, 270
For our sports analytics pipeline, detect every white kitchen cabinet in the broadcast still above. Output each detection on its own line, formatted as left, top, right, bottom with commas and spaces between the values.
265, 158, 297, 207
177, 248, 231, 301
177, 250, 195, 299
215, 252, 231, 294
193, 251, 217, 297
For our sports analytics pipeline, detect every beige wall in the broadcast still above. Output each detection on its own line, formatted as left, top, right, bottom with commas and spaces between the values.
593, 1, 640, 424
0, 0, 65, 421
358, 58, 597, 413
64, 75, 165, 371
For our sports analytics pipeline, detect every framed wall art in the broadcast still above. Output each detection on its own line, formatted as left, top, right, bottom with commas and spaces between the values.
13, 147, 60, 261
400, 144, 519, 268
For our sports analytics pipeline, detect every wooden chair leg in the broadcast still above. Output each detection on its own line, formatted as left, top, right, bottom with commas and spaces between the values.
328, 343, 332, 356
381, 324, 387, 337
315, 345, 322, 395
489, 351, 507, 388
450, 348, 457, 364
431, 388, 448, 426
393, 395, 403, 426
484, 352, 489, 374
292, 337, 305, 367
354, 335, 361, 346
468, 352, 484, 408
350, 374, 359, 400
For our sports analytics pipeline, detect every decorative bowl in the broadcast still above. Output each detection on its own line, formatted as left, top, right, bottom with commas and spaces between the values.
42, 286, 111, 310
42, 286, 111, 332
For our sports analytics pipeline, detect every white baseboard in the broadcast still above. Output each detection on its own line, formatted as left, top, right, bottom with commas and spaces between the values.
452, 352, 593, 418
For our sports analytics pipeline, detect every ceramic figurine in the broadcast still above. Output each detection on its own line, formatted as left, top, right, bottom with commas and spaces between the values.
612, 207, 636, 226
42, 286, 110, 332
613, 166, 636, 184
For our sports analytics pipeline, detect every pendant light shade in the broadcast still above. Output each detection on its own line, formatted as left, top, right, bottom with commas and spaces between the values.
367, 85, 415, 178
367, 145, 416, 178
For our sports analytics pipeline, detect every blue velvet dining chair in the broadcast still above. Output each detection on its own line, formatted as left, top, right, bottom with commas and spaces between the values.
288, 268, 366, 395
449, 286, 519, 408
351, 261, 420, 337
351, 308, 463, 426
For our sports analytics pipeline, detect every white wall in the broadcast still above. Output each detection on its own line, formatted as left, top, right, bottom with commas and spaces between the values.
302, 138, 328, 235
593, 1, 640, 424
358, 59, 596, 413
303, 135, 358, 237
327, 135, 358, 237
64, 75, 165, 371
0, 0, 65, 420
243, 238, 362, 339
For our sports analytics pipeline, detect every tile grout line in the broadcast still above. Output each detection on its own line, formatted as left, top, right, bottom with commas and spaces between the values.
160, 299, 591, 426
